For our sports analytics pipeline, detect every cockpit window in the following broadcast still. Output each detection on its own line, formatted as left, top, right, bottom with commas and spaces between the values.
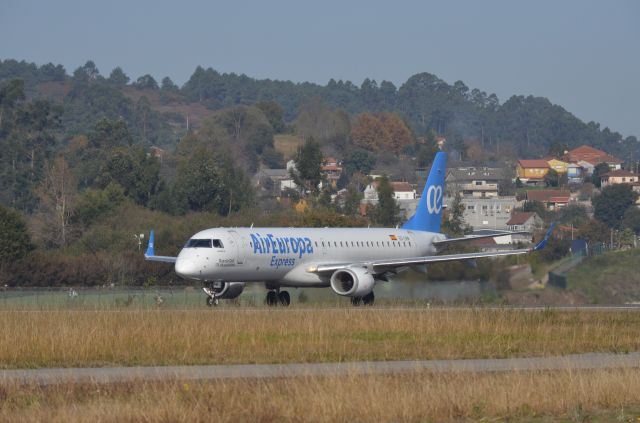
212, 239, 224, 248
185, 239, 212, 248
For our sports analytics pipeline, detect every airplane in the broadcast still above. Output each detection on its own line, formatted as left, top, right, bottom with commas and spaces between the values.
145, 152, 554, 307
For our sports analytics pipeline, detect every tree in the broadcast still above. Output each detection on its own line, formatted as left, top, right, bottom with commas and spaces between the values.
369, 176, 399, 226
160, 76, 178, 92
290, 138, 323, 195
522, 200, 546, 218
558, 203, 589, 227
342, 184, 362, 216
0, 78, 25, 130
351, 112, 414, 153
256, 100, 285, 133
622, 206, 640, 234
34, 157, 77, 247
97, 147, 160, 206
593, 184, 638, 228
73, 60, 100, 82
343, 149, 376, 175
498, 168, 516, 196
544, 169, 559, 187
442, 192, 470, 236
576, 219, 610, 245
591, 162, 610, 188
0, 205, 33, 263
133, 74, 159, 90
108, 67, 129, 86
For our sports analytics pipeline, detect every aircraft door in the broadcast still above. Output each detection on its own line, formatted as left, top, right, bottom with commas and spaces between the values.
227, 230, 245, 265
319, 237, 327, 257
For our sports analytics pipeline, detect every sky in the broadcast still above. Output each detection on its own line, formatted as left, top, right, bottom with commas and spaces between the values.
1, 0, 639, 137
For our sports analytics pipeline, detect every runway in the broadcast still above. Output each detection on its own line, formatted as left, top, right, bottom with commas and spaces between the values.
2, 352, 639, 385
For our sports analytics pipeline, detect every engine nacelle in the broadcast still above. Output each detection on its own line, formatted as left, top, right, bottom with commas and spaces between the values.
330, 267, 375, 297
211, 282, 246, 299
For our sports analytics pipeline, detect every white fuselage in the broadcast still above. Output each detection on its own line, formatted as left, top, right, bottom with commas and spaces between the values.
174, 227, 444, 287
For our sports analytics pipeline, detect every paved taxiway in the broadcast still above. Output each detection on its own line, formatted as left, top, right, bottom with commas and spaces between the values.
2, 352, 639, 385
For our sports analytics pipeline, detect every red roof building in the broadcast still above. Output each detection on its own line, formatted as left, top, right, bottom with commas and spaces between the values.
600, 170, 639, 187
565, 145, 622, 169
526, 190, 571, 210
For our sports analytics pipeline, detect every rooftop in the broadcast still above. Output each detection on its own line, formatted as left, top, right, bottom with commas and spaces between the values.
506, 212, 537, 226
526, 190, 570, 203
518, 159, 550, 169
602, 170, 638, 178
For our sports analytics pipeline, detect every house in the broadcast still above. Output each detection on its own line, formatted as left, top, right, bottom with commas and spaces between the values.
600, 170, 639, 187
363, 181, 416, 202
458, 196, 518, 230
445, 167, 504, 198
567, 163, 584, 184
516, 160, 550, 185
526, 190, 571, 210
321, 157, 343, 187
565, 145, 623, 170
506, 212, 543, 232
576, 160, 595, 176
253, 168, 297, 195
546, 158, 569, 174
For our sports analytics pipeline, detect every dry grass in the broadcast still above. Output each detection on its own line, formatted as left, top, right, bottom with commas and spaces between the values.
1, 369, 640, 422
1, 309, 639, 369
274, 134, 305, 159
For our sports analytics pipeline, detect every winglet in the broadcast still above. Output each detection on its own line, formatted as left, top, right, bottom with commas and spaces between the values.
533, 223, 556, 251
145, 230, 155, 257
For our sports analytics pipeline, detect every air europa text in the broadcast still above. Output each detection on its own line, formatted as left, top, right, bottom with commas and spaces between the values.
250, 233, 314, 258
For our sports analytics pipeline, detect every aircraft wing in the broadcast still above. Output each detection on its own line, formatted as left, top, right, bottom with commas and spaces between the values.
145, 255, 177, 263
143, 230, 177, 263
310, 224, 555, 275
432, 230, 531, 247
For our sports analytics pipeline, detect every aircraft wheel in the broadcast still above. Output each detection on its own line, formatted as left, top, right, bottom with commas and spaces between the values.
362, 292, 375, 306
206, 296, 219, 307
266, 291, 278, 307
278, 291, 291, 306
351, 297, 362, 306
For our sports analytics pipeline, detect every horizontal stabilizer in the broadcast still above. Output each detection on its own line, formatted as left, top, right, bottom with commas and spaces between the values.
144, 230, 177, 263
433, 230, 531, 247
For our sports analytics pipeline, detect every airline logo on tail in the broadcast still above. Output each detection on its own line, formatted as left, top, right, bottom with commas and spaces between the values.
426, 185, 443, 214
401, 151, 447, 233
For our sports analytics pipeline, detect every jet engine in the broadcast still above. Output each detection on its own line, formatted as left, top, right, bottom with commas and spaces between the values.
211, 282, 246, 299
330, 267, 375, 297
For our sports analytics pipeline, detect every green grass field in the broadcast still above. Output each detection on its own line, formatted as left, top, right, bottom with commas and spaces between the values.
567, 249, 640, 303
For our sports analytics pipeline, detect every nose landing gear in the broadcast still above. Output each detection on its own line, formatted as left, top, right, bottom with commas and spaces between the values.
206, 296, 219, 307
266, 290, 291, 307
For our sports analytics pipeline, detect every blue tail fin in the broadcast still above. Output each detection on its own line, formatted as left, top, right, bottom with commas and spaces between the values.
402, 152, 447, 233
145, 230, 155, 257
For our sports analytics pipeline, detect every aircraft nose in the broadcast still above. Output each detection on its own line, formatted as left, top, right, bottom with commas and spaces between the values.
175, 256, 200, 279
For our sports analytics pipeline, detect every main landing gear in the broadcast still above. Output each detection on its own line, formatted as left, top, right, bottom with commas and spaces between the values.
266, 290, 291, 307
350, 292, 375, 306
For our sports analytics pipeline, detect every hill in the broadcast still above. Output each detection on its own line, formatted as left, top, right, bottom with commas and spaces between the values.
2, 58, 638, 161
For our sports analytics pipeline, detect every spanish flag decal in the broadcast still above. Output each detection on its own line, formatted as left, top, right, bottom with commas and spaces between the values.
388, 235, 398, 241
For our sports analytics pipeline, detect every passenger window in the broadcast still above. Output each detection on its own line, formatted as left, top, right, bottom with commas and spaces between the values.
212, 239, 224, 248
315, 241, 318, 247
340, 241, 343, 247
322, 242, 325, 247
